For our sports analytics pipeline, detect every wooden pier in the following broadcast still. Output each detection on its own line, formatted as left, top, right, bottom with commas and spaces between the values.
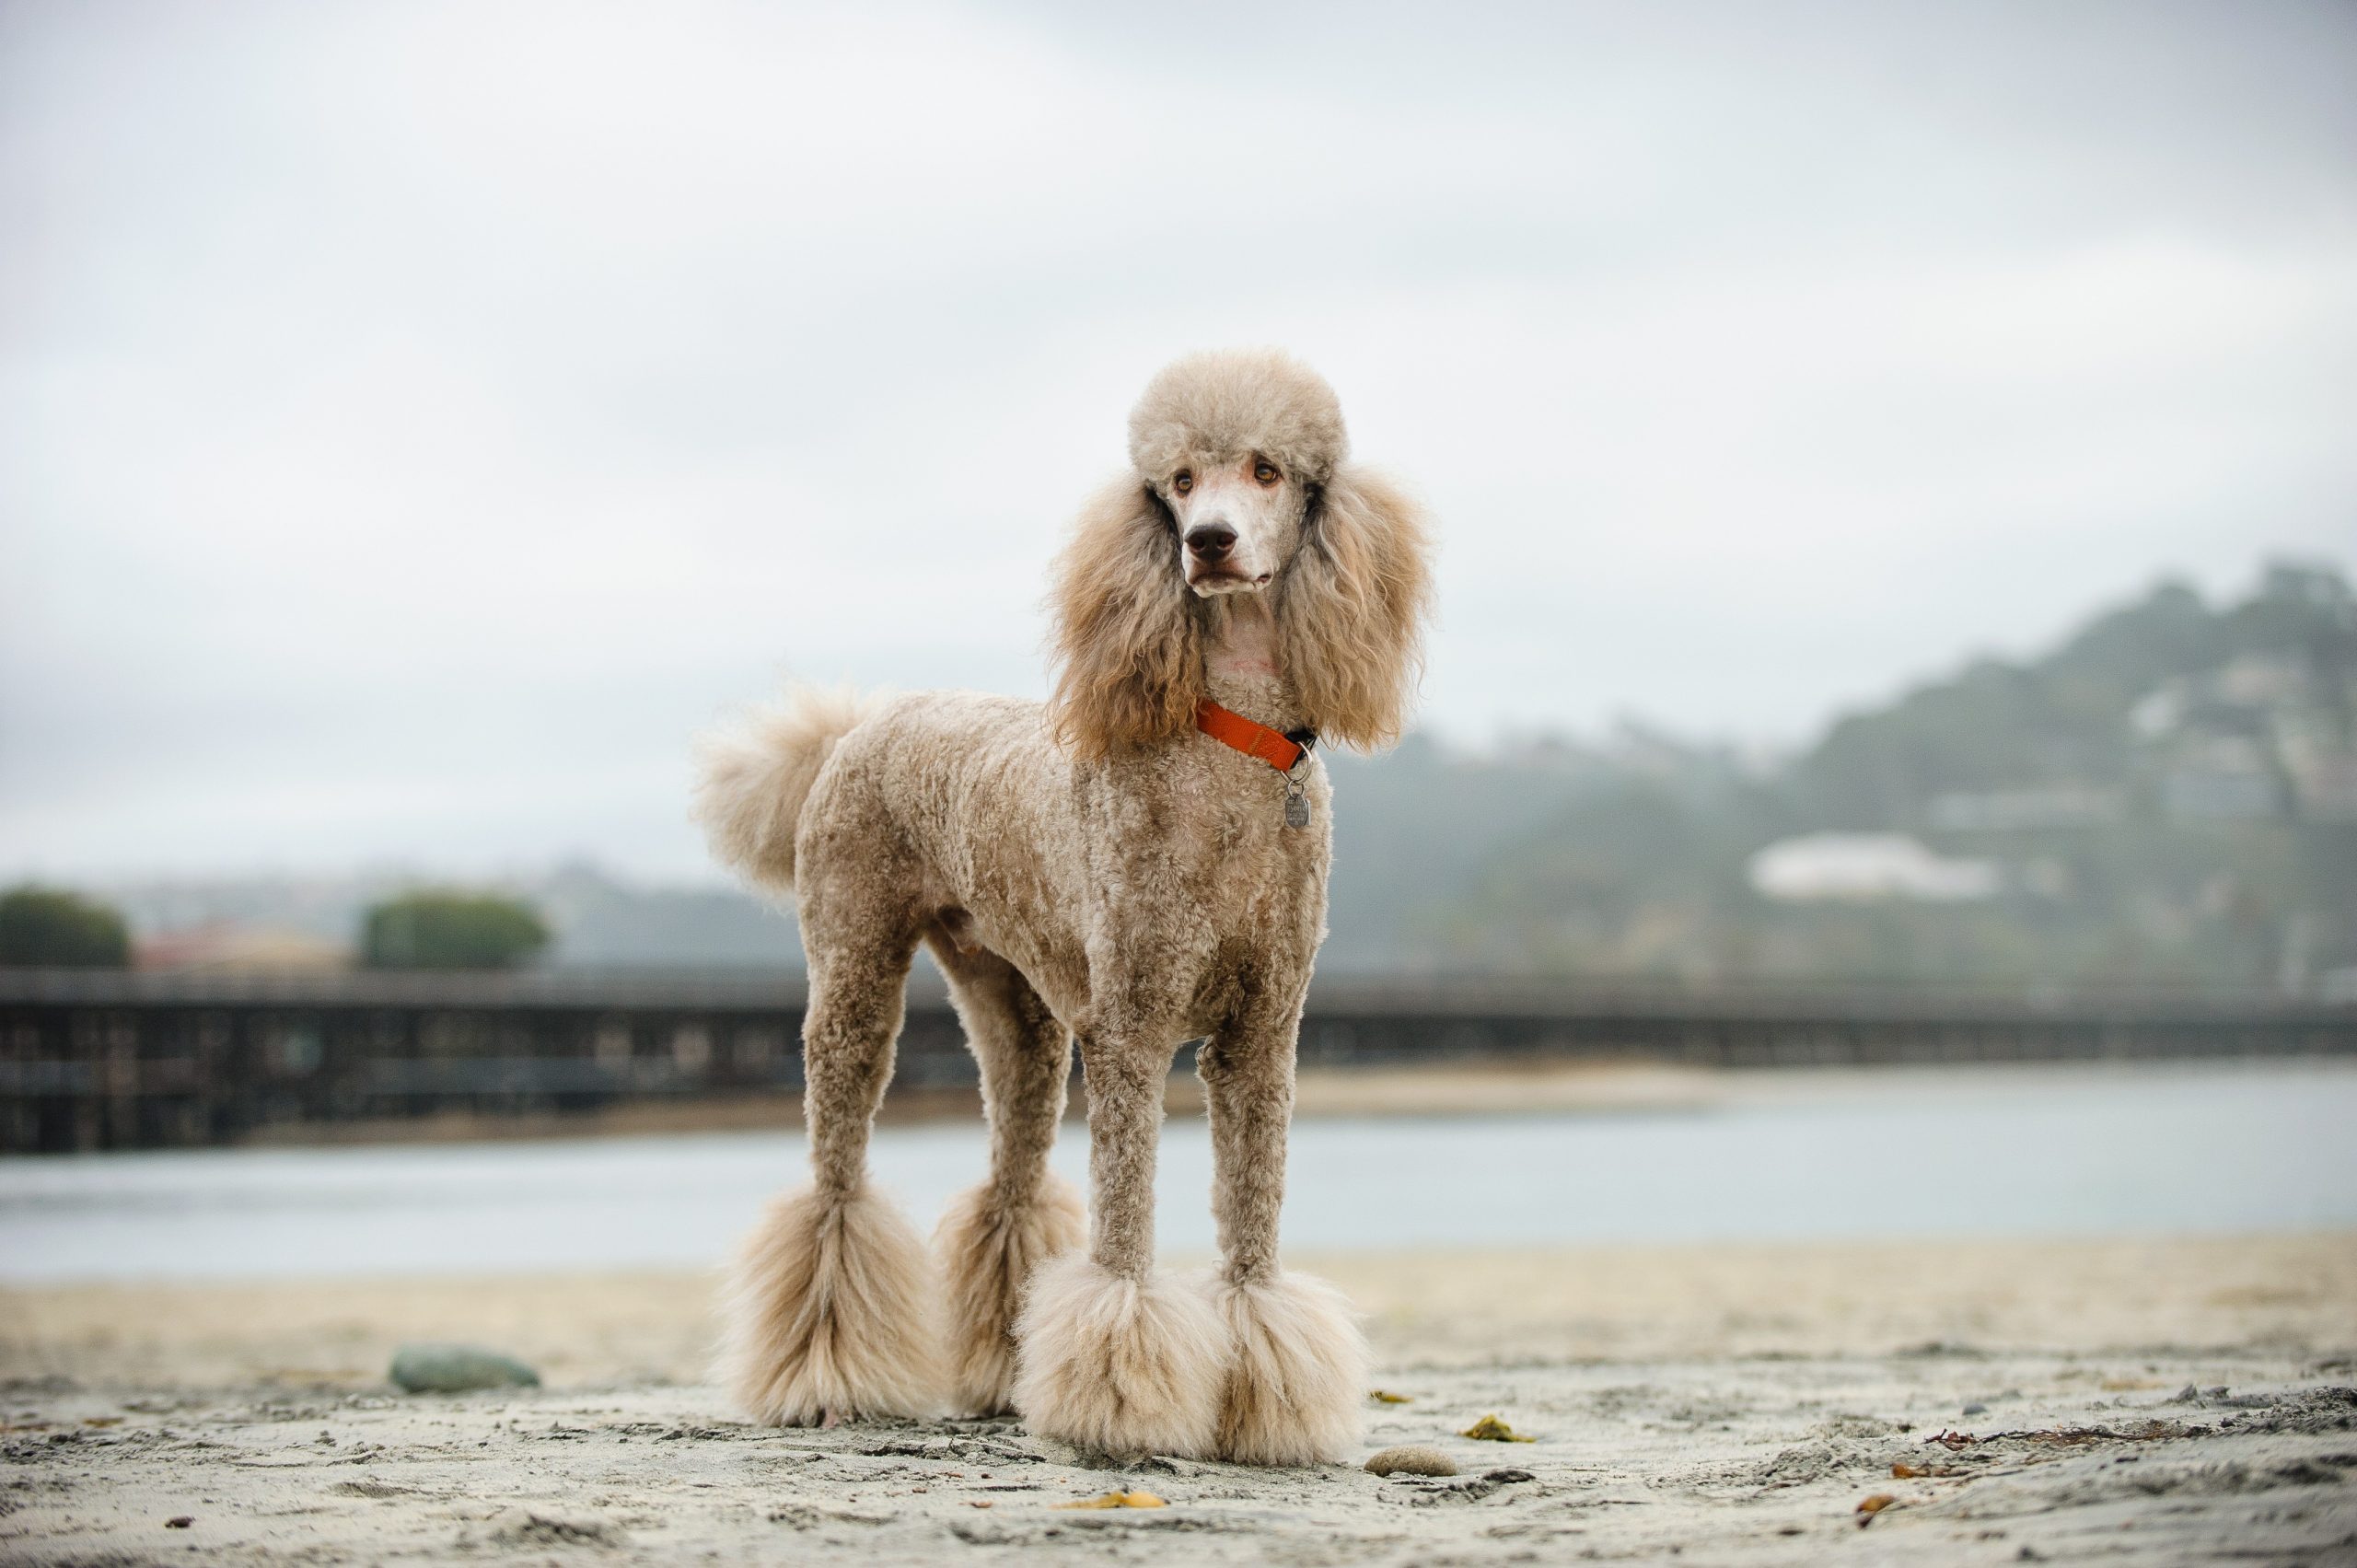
3, 967, 2351, 1152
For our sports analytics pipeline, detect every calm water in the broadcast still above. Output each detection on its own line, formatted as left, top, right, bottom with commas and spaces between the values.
4, 1061, 2353, 1283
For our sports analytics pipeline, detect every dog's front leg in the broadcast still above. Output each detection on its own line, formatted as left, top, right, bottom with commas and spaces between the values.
1010, 1028, 1229, 1459
1194, 1001, 1370, 1465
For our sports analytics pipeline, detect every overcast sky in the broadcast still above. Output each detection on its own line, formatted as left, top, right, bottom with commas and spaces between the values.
4, 0, 2353, 883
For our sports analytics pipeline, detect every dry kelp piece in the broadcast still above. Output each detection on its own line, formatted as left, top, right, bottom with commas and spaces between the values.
1368, 1389, 1414, 1404
1052, 1491, 1166, 1510
1460, 1414, 1536, 1443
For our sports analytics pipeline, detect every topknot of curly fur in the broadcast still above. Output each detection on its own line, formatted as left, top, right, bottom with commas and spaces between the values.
1127, 349, 1348, 488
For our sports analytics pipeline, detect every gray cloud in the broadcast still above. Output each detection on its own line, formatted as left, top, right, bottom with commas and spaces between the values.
4, 0, 2352, 878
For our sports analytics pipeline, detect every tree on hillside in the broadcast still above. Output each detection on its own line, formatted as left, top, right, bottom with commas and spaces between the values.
0, 886, 133, 968
360, 891, 550, 970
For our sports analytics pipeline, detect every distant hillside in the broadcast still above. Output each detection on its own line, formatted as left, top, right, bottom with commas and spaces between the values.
1794, 563, 2355, 828
1373, 561, 2357, 993
90, 560, 2357, 997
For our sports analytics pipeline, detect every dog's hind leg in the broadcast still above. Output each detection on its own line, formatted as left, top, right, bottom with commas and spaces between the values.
927, 933, 1086, 1416
721, 919, 945, 1426
1011, 1025, 1230, 1458
1193, 997, 1369, 1465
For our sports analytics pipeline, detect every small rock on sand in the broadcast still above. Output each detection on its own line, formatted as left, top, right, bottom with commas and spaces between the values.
1365, 1445, 1458, 1477
389, 1343, 540, 1394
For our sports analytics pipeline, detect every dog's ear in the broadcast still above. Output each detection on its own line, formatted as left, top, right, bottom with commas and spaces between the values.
1047, 476, 1204, 761
1277, 463, 1434, 750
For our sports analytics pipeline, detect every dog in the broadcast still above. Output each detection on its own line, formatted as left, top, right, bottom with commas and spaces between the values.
693, 348, 1433, 1464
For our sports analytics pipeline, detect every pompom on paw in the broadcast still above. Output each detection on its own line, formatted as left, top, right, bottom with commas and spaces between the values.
1012, 1252, 1230, 1459
1201, 1268, 1369, 1466
934, 1173, 1086, 1416
719, 1182, 946, 1425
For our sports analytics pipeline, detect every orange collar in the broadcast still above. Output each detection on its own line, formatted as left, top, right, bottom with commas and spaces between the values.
1194, 699, 1316, 773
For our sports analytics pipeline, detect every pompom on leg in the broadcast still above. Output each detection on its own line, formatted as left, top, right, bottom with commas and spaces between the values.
719, 1182, 945, 1425
1011, 1250, 1231, 1459
1202, 1269, 1369, 1466
935, 1173, 1086, 1416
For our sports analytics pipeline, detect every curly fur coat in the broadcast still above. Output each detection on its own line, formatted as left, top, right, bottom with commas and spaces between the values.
694, 348, 1433, 1465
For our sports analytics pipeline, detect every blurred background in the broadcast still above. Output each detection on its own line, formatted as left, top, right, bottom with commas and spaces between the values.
3, 2, 2354, 1304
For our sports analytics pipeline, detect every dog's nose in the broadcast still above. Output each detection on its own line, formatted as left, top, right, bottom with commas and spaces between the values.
1185, 523, 1237, 563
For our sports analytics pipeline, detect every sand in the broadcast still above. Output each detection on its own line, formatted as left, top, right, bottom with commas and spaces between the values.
4, 1236, 2354, 1564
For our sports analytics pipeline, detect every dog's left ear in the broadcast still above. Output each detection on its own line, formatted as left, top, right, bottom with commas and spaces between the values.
1047, 476, 1206, 761
1277, 463, 1434, 749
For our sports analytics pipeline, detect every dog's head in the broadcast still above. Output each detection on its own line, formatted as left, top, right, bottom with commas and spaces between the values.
1125, 349, 1348, 597
1048, 349, 1432, 760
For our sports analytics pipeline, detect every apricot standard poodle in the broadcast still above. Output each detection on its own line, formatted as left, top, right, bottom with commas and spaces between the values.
692, 348, 1433, 1465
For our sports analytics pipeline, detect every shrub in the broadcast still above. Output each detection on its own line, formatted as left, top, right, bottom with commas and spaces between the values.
360, 891, 550, 970
0, 886, 133, 968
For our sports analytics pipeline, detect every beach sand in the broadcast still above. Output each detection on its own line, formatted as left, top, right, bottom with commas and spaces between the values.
4, 1235, 2353, 1564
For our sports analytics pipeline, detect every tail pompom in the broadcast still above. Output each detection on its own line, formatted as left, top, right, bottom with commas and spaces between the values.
692, 684, 873, 895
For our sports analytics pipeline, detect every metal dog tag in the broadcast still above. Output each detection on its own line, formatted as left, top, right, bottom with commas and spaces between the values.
1284, 780, 1311, 829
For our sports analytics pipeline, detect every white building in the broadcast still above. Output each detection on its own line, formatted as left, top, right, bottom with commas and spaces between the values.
1747, 832, 2002, 903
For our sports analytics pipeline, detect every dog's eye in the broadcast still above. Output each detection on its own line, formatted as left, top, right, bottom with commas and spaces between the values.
1254, 461, 1281, 485
1172, 471, 1192, 495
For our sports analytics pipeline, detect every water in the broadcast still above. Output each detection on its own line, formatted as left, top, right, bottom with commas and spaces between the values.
3, 1060, 2353, 1283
